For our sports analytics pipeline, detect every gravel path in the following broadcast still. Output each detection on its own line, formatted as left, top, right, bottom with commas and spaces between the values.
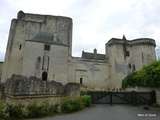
29, 105, 160, 120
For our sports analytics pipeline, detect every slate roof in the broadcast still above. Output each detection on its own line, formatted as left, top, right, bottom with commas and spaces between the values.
81, 51, 105, 60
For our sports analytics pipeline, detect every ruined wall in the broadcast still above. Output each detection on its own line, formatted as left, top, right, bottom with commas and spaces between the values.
4, 75, 80, 100
1, 19, 24, 82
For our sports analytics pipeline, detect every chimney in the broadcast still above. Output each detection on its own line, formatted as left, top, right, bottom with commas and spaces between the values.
94, 48, 97, 55
122, 35, 127, 41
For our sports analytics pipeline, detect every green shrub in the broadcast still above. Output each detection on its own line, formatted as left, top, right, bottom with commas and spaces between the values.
122, 61, 160, 88
26, 102, 45, 118
47, 104, 59, 114
81, 95, 91, 107
40, 102, 58, 116
0, 101, 8, 120
6, 104, 25, 119
26, 102, 58, 118
61, 96, 91, 113
0, 97, 91, 119
61, 99, 81, 113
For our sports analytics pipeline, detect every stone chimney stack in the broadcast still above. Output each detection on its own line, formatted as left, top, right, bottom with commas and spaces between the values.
94, 48, 97, 55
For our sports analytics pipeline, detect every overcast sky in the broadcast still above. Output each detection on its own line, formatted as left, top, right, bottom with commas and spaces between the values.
1, 0, 160, 61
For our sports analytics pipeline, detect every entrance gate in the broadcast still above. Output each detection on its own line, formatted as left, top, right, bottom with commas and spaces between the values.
81, 91, 156, 105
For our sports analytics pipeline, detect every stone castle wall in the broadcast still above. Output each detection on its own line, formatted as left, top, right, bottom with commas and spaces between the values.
1, 11, 72, 83
1, 75, 80, 102
105, 37, 156, 89
1, 11, 157, 91
68, 57, 110, 90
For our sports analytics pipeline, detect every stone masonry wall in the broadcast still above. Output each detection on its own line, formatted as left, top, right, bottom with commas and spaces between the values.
4, 75, 80, 98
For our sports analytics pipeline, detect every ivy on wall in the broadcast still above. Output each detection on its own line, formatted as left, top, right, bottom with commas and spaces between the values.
122, 61, 160, 88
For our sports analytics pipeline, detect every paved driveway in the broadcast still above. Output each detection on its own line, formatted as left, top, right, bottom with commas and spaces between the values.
30, 105, 160, 120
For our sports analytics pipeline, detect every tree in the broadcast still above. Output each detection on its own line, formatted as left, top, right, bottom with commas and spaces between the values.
122, 61, 160, 88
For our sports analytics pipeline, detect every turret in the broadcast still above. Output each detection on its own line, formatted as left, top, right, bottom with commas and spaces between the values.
105, 36, 156, 89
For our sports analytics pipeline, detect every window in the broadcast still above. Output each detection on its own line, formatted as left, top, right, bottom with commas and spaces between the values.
128, 63, 131, 69
42, 71, 48, 81
37, 56, 41, 62
44, 44, 50, 51
126, 51, 130, 56
19, 44, 22, 50
80, 78, 83, 85
132, 64, 136, 71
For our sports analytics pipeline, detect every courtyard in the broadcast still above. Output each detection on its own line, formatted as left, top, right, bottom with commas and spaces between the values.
29, 105, 160, 120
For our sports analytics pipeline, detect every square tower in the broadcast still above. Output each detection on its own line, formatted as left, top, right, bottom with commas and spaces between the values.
1, 11, 72, 83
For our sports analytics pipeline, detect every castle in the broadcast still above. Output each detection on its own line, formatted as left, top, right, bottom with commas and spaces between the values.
0, 11, 156, 90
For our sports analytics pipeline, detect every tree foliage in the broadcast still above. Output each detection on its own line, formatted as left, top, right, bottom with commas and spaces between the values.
122, 61, 160, 88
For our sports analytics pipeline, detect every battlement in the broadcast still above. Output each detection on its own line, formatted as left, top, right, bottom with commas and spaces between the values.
106, 37, 156, 47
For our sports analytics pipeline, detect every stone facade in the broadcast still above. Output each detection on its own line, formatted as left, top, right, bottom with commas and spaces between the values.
1, 74, 80, 102
0, 11, 156, 90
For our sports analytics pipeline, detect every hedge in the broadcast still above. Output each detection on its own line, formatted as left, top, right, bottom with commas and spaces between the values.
0, 95, 91, 119
61, 95, 91, 113
122, 61, 160, 88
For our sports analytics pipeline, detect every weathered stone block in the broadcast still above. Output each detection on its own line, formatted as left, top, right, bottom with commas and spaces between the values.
3, 75, 80, 99
64, 83, 80, 96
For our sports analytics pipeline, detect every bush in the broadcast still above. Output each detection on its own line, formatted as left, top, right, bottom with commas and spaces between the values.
5, 104, 25, 119
122, 61, 160, 88
81, 95, 91, 107
61, 99, 81, 113
27, 102, 42, 118
0, 96, 91, 119
47, 103, 59, 115
26, 102, 58, 118
61, 96, 91, 113
0, 101, 8, 120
